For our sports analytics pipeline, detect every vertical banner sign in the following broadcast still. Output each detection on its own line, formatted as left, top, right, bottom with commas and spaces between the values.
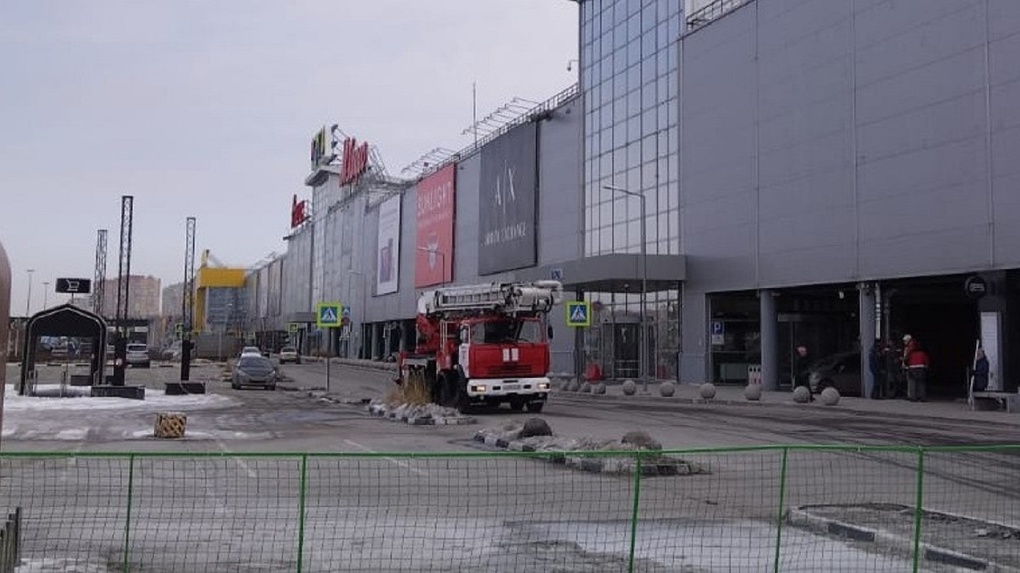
980, 311, 1002, 391
376, 195, 401, 295
415, 164, 456, 287
478, 122, 538, 275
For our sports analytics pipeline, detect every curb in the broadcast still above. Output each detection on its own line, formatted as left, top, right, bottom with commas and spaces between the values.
367, 403, 476, 426
788, 507, 1010, 572
471, 433, 702, 477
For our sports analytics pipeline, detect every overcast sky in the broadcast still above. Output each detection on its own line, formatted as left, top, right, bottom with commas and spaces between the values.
0, 1, 578, 315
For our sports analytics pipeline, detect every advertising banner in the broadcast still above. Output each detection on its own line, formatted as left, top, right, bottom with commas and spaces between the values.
478, 122, 538, 275
376, 195, 401, 295
415, 164, 456, 287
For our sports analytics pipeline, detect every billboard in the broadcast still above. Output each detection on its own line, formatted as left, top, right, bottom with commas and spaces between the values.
478, 122, 538, 275
415, 164, 456, 287
376, 195, 401, 295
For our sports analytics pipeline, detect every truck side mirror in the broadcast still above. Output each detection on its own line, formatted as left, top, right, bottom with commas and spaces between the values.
547, 326, 554, 340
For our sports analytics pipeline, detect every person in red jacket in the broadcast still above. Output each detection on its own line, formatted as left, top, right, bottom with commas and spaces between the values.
902, 334, 930, 402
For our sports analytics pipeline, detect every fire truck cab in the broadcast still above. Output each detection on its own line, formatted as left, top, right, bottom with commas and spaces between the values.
398, 280, 562, 413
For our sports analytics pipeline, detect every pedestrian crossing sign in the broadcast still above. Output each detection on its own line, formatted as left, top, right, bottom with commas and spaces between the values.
316, 302, 343, 328
566, 301, 591, 328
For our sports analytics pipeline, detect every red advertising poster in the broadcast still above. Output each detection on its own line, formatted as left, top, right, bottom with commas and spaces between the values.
415, 164, 456, 287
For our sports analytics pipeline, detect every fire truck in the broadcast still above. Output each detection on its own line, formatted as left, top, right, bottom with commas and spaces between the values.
397, 280, 563, 413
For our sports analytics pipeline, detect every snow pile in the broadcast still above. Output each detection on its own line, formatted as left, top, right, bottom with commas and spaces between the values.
3, 384, 236, 412
367, 400, 477, 425
474, 423, 704, 476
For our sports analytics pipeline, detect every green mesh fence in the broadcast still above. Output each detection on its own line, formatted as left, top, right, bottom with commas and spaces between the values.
1, 445, 1019, 572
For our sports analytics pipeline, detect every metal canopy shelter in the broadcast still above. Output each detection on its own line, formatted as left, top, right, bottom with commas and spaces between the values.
20, 304, 108, 395
513, 254, 685, 293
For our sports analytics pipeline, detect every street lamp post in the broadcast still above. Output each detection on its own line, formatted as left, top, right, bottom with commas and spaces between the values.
603, 185, 649, 394
25, 269, 35, 316
42, 282, 50, 310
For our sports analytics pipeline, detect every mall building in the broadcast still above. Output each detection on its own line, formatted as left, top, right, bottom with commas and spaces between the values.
245, 0, 1020, 399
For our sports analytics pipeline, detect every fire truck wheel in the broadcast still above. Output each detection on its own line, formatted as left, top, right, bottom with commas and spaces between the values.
509, 398, 525, 412
525, 402, 545, 413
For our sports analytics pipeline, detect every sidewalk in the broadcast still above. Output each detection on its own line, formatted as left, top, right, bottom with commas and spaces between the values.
322, 357, 1020, 426
556, 378, 1020, 426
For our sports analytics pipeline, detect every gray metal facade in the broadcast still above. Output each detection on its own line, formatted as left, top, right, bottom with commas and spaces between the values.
254, 97, 583, 368
679, 0, 1020, 381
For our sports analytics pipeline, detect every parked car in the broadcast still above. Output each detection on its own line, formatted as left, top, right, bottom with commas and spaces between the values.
232, 355, 278, 390
807, 351, 861, 396
239, 346, 262, 357
126, 343, 151, 369
278, 346, 301, 364
161, 341, 182, 361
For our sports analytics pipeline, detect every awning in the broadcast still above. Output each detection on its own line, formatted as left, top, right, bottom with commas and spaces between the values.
513, 254, 685, 293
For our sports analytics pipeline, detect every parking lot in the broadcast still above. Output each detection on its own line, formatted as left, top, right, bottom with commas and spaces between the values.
4, 361, 1020, 571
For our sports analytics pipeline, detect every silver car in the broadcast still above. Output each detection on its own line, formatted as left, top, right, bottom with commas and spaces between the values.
125, 343, 151, 369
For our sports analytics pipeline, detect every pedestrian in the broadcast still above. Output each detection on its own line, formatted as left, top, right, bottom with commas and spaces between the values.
902, 334, 930, 402
868, 338, 886, 399
972, 348, 990, 392
793, 344, 814, 400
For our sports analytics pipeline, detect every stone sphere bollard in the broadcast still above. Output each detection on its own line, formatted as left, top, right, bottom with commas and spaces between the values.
699, 383, 717, 399
820, 387, 841, 406
567, 379, 581, 392
744, 384, 762, 401
580, 382, 593, 393
659, 381, 676, 397
559, 379, 572, 391
792, 386, 812, 404
593, 382, 607, 395
622, 380, 637, 396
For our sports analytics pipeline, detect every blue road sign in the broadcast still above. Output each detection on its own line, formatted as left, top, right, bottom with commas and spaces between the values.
566, 301, 591, 327
316, 302, 342, 328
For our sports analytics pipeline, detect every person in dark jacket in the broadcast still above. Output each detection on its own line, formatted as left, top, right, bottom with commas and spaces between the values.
972, 348, 990, 392
793, 344, 814, 400
869, 339, 886, 399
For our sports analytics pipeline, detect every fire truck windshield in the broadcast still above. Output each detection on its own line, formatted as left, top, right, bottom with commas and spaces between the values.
470, 320, 542, 344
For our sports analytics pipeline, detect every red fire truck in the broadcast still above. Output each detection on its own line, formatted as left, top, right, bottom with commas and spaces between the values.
397, 280, 563, 413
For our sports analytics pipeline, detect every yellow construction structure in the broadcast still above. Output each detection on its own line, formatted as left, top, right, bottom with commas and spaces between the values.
194, 250, 246, 332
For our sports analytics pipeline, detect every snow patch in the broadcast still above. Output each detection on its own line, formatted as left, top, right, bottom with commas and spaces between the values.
4, 384, 236, 412
15, 557, 110, 573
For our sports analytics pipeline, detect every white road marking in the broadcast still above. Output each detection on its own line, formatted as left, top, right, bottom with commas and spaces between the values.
343, 439, 427, 476
216, 439, 258, 479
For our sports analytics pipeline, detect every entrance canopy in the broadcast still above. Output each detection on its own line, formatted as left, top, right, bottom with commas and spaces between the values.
20, 304, 108, 394
515, 253, 685, 293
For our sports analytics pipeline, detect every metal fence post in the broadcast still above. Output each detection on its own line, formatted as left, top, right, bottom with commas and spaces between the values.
627, 452, 643, 573
772, 447, 789, 573
122, 454, 136, 573
296, 454, 308, 573
912, 448, 925, 573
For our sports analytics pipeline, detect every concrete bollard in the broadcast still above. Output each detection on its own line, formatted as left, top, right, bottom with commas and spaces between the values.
622, 380, 637, 396
699, 383, 717, 399
744, 384, 762, 401
659, 381, 676, 397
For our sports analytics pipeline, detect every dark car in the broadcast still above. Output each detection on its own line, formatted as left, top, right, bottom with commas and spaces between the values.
232, 356, 278, 390
807, 351, 862, 396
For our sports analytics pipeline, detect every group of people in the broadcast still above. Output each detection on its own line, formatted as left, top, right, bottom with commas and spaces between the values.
868, 334, 931, 401
794, 333, 991, 402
